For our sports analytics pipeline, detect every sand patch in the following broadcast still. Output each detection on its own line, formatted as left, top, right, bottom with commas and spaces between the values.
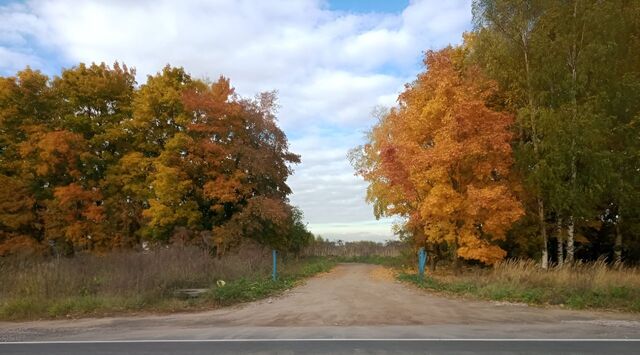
369, 266, 395, 282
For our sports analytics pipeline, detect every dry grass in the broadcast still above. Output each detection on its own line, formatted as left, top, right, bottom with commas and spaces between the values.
493, 259, 640, 294
400, 259, 640, 312
0, 244, 335, 320
0, 245, 270, 301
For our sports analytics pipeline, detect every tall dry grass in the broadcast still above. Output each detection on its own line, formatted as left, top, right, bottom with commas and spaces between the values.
492, 259, 640, 293
0, 244, 273, 319
407, 259, 640, 312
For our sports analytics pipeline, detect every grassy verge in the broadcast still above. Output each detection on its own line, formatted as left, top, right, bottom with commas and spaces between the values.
397, 259, 640, 313
0, 248, 336, 321
212, 256, 336, 305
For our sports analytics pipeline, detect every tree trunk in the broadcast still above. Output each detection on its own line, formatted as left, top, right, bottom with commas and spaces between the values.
564, 0, 582, 266
557, 217, 564, 267
566, 216, 575, 263
538, 198, 548, 269
522, 31, 547, 270
429, 256, 437, 273
615, 220, 623, 264
452, 234, 460, 275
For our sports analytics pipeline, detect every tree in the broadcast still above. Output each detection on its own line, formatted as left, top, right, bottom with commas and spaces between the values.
178, 78, 300, 251
591, 0, 640, 263
0, 68, 55, 176
0, 63, 306, 255
282, 207, 314, 257
473, 0, 640, 265
101, 152, 154, 248
353, 46, 523, 265
44, 184, 105, 252
128, 65, 193, 157
0, 175, 39, 256
472, 0, 552, 268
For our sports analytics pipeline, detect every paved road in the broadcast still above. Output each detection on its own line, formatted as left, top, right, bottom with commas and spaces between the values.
1, 263, 639, 353
1, 339, 640, 355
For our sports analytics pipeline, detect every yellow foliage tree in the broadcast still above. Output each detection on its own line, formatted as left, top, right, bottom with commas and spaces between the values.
353, 46, 523, 265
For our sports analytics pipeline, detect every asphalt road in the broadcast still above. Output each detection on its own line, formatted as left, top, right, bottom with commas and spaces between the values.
1, 264, 639, 354
1, 339, 639, 354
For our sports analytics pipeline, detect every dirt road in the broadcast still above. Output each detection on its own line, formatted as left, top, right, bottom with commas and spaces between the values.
1, 263, 639, 341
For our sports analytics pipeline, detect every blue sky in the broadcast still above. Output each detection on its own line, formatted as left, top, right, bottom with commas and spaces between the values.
0, 0, 473, 242
328, 0, 410, 14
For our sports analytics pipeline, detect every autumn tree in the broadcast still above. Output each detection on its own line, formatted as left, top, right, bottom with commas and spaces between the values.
353, 46, 523, 265
176, 78, 301, 252
0, 69, 54, 253
0, 175, 38, 256
0, 63, 305, 255
101, 152, 154, 248
129, 69, 301, 252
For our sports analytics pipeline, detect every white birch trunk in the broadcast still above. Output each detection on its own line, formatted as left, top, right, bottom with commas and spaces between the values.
557, 217, 564, 267
564, 0, 581, 267
566, 216, 575, 263
615, 218, 622, 264
539, 199, 548, 270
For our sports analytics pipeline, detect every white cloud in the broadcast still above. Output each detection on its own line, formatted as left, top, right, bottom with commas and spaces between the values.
287, 127, 385, 233
280, 70, 405, 127
0, 2, 49, 75
0, 0, 472, 240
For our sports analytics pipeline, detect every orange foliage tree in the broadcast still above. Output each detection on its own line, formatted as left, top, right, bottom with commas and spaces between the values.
352, 46, 522, 265
0, 64, 309, 256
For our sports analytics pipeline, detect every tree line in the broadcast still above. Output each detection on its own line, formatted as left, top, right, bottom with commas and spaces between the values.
0, 64, 312, 256
351, 0, 640, 268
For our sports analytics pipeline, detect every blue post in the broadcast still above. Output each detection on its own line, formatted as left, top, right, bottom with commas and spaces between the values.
272, 249, 277, 281
418, 247, 427, 279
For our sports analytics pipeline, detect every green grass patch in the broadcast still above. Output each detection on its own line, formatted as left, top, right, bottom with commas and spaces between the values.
212, 257, 336, 305
0, 298, 49, 321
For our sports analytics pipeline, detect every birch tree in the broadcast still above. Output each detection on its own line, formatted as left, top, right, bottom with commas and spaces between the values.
472, 0, 551, 267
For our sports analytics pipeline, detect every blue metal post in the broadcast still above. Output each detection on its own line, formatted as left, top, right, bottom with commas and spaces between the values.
418, 247, 427, 279
272, 249, 277, 281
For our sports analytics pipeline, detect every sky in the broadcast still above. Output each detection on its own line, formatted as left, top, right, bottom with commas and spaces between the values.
0, 0, 473, 242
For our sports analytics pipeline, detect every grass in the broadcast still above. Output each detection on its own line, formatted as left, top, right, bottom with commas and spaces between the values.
398, 259, 640, 313
9, 242, 636, 320
0, 246, 337, 321
212, 256, 336, 305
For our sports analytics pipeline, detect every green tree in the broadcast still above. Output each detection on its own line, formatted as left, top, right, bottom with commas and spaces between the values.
473, 0, 640, 265
472, 0, 553, 267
